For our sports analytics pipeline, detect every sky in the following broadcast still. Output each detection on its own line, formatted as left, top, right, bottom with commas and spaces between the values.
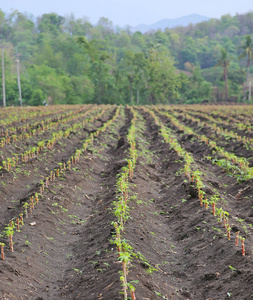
1, 0, 253, 27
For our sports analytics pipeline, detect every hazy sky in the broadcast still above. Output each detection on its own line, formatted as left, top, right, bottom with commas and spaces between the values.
1, 0, 253, 26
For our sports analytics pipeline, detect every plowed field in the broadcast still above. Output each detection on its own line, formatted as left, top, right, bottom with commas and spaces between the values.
0, 105, 252, 300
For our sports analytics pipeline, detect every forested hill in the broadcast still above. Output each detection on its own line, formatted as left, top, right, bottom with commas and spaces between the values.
131, 14, 210, 33
0, 10, 253, 106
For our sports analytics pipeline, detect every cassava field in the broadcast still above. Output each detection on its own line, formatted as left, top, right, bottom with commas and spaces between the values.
0, 104, 253, 300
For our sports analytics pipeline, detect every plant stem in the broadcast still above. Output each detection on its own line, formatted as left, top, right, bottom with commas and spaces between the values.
1, 245, 4, 260
235, 232, 239, 246
241, 239, 245, 256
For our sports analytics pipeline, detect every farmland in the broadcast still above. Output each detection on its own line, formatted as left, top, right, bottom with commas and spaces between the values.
0, 104, 253, 300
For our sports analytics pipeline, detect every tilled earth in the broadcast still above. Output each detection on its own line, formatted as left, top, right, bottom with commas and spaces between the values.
0, 105, 252, 300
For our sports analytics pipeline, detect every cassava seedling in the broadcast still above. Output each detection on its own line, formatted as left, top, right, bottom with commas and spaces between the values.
223, 211, 229, 229
241, 237, 245, 256
119, 251, 130, 300
129, 285, 136, 300
45, 177, 49, 188
210, 195, 219, 216
5, 225, 14, 252
216, 207, 223, 224
0, 243, 5, 260
203, 198, 209, 209
128, 160, 133, 180
199, 191, 204, 206
227, 225, 231, 240
113, 222, 122, 256
235, 231, 239, 246
20, 213, 24, 226
23, 202, 29, 218
35, 193, 39, 204
31, 196, 34, 209
16, 217, 20, 230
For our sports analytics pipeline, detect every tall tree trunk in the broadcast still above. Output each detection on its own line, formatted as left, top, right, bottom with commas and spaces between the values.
249, 80, 251, 102
136, 81, 139, 105
98, 84, 102, 104
130, 83, 133, 105
224, 65, 228, 100
2, 48, 6, 107
243, 56, 250, 102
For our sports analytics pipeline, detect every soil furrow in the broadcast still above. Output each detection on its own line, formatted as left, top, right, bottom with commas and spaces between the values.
138, 108, 253, 300
0, 105, 253, 300
171, 109, 253, 157
0, 106, 117, 233
55, 106, 133, 299
0, 107, 126, 299
155, 109, 253, 238
183, 109, 253, 140
0, 105, 90, 148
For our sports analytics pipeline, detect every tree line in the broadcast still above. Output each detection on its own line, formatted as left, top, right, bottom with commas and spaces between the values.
0, 10, 253, 106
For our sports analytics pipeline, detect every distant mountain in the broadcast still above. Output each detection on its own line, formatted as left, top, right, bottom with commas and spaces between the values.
131, 14, 210, 33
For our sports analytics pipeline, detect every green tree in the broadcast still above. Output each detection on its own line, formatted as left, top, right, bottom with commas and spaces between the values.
238, 35, 253, 101
215, 48, 230, 100
133, 52, 148, 104
146, 47, 181, 104
37, 13, 64, 35
64, 76, 94, 104
30, 88, 45, 106
63, 14, 92, 36
26, 64, 66, 104
180, 65, 212, 103
120, 50, 136, 105
179, 36, 198, 68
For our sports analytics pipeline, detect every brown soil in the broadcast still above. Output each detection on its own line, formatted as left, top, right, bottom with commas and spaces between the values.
0, 105, 253, 300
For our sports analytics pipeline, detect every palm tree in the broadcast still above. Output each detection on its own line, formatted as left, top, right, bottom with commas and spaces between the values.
215, 48, 230, 100
238, 35, 253, 102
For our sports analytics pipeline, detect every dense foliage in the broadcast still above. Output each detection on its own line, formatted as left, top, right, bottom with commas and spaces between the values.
0, 10, 253, 105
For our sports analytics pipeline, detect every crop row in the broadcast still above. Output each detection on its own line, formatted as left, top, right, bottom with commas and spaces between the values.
111, 106, 138, 300
184, 106, 253, 133
185, 105, 253, 118
0, 105, 121, 261
155, 106, 253, 239
0, 105, 73, 129
174, 109, 253, 149
0, 105, 90, 147
145, 107, 247, 257
157, 108, 253, 181
0, 105, 111, 173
